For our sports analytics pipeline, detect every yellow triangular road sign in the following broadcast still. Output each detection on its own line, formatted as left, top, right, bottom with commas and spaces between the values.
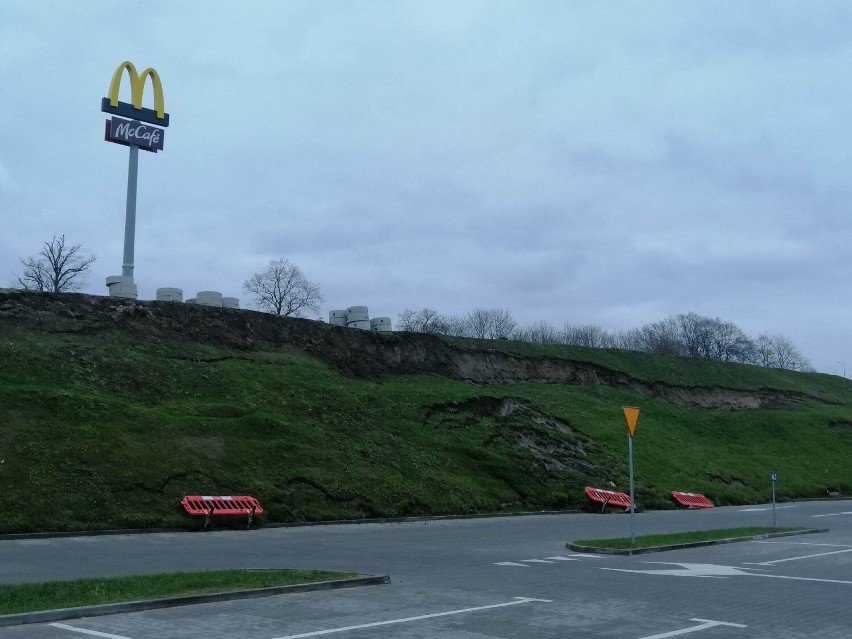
623, 406, 640, 437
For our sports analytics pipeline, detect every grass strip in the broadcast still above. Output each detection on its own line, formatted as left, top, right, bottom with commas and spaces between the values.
0, 569, 356, 615
575, 527, 804, 550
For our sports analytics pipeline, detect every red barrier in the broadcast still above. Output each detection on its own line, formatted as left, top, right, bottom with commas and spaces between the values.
181, 495, 264, 530
585, 487, 631, 512
672, 491, 714, 509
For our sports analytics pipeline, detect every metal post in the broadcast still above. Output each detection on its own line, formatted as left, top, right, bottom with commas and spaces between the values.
122, 145, 139, 278
628, 433, 636, 544
771, 476, 777, 528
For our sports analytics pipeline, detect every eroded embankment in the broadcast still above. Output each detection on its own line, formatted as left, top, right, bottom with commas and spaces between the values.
0, 289, 812, 410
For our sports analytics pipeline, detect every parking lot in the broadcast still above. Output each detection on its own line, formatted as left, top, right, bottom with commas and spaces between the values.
1, 500, 850, 638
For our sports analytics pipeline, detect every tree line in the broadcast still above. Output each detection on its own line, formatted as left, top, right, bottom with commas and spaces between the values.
398, 307, 812, 372
9, 242, 811, 373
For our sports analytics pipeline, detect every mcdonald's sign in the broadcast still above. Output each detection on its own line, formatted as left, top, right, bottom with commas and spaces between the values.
101, 61, 170, 127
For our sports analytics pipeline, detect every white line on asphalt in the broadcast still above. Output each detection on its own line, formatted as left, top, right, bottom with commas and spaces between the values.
544, 556, 579, 561
637, 618, 747, 638
521, 559, 554, 563
738, 505, 795, 512
566, 553, 608, 558
812, 512, 852, 518
600, 562, 852, 585
752, 548, 852, 565
49, 623, 134, 639
270, 597, 553, 639
494, 561, 529, 566
750, 573, 852, 585
752, 541, 852, 547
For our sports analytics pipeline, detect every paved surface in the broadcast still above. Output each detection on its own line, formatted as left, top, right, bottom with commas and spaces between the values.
1, 500, 850, 638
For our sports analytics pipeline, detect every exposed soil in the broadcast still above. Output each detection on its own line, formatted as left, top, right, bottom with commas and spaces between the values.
426, 396, 598, 477
0, 289, 814, 410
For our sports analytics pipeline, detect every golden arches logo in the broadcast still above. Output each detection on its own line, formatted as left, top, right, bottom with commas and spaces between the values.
101, 60, 169, 126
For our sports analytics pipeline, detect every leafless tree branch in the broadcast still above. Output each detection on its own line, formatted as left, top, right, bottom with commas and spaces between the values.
14, 235, 96, 293
243, 258, 323, 317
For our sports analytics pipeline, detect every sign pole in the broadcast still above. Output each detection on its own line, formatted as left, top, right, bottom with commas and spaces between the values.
628, 432, 636, 544
622, 406, 640, 546
122, 145, 139, 278
771, 472, 777, 528
102, 60, 169, 298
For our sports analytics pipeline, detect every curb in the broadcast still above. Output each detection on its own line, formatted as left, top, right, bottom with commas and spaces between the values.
0, 575, 391, 628
0, 510, 580, 542
567, 528, 830, 556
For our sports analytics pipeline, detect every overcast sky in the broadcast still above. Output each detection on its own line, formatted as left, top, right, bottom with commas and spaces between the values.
2, 2, 850, 376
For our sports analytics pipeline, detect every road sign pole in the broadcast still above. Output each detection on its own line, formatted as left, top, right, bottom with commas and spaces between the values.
622, 406, 640, 546
628, 433, 635, 544
771, 472, 777, 528
122, 144, 139, 278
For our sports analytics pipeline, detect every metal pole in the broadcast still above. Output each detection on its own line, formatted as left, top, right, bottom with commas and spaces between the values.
122, 145, 139, 278
771, 477, 777, 528
628, 433, 636, 544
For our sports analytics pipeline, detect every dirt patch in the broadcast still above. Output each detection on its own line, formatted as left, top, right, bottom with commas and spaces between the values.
828, 419, 852, 431
426, 396, 597, 478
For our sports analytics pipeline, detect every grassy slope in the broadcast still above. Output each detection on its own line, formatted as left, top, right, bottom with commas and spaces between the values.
0, 325, 851, 534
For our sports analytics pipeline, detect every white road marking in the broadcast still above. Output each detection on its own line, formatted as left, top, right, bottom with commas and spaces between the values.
812, 511, 852, 518
601, 562, 852, 586
752, 541, 852, 547
738, 505, 795, 512
601, 563, 751, 578
496, 554, 606, 566
638, 618, 746, 638
49, 624, 134, 639
271, 597, 552, 639
750, 573, 852, 585
752, 547, 852, 565
566, 553, 608, 558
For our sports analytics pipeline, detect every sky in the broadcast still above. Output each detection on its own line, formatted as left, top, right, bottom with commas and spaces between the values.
1, 1, 850, 377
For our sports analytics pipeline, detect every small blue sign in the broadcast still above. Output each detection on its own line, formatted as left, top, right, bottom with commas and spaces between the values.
771, 472, 778, 482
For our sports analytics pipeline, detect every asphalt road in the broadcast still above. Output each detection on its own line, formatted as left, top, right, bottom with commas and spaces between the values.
1, 499, 850, 638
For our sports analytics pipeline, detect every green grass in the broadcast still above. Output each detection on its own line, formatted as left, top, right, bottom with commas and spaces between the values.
0, 569, 356, 615
575, 527, 803, 549
0, 309, 851, 534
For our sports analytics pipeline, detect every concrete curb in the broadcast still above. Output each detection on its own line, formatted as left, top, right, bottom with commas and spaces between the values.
0, 575, 391, 627
567, 528, 830, 556
0, 510, 580, 542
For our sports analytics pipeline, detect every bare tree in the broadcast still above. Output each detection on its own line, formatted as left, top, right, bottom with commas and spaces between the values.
674, 313, 754, 363
752, 334, 775, 367
560, 323, 614, 348
708, 320, 754, 362
15, 235, 96, 293
626, 317, 684, 355
243, 258, 323, 317
514, 320, 561, 344
462, 307, 517, 339
397, 308, 451, 334
755, 334, 811, 371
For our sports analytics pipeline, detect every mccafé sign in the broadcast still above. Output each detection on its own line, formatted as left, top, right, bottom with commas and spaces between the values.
106, 116, 164, 152
102, 61, 169, 152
